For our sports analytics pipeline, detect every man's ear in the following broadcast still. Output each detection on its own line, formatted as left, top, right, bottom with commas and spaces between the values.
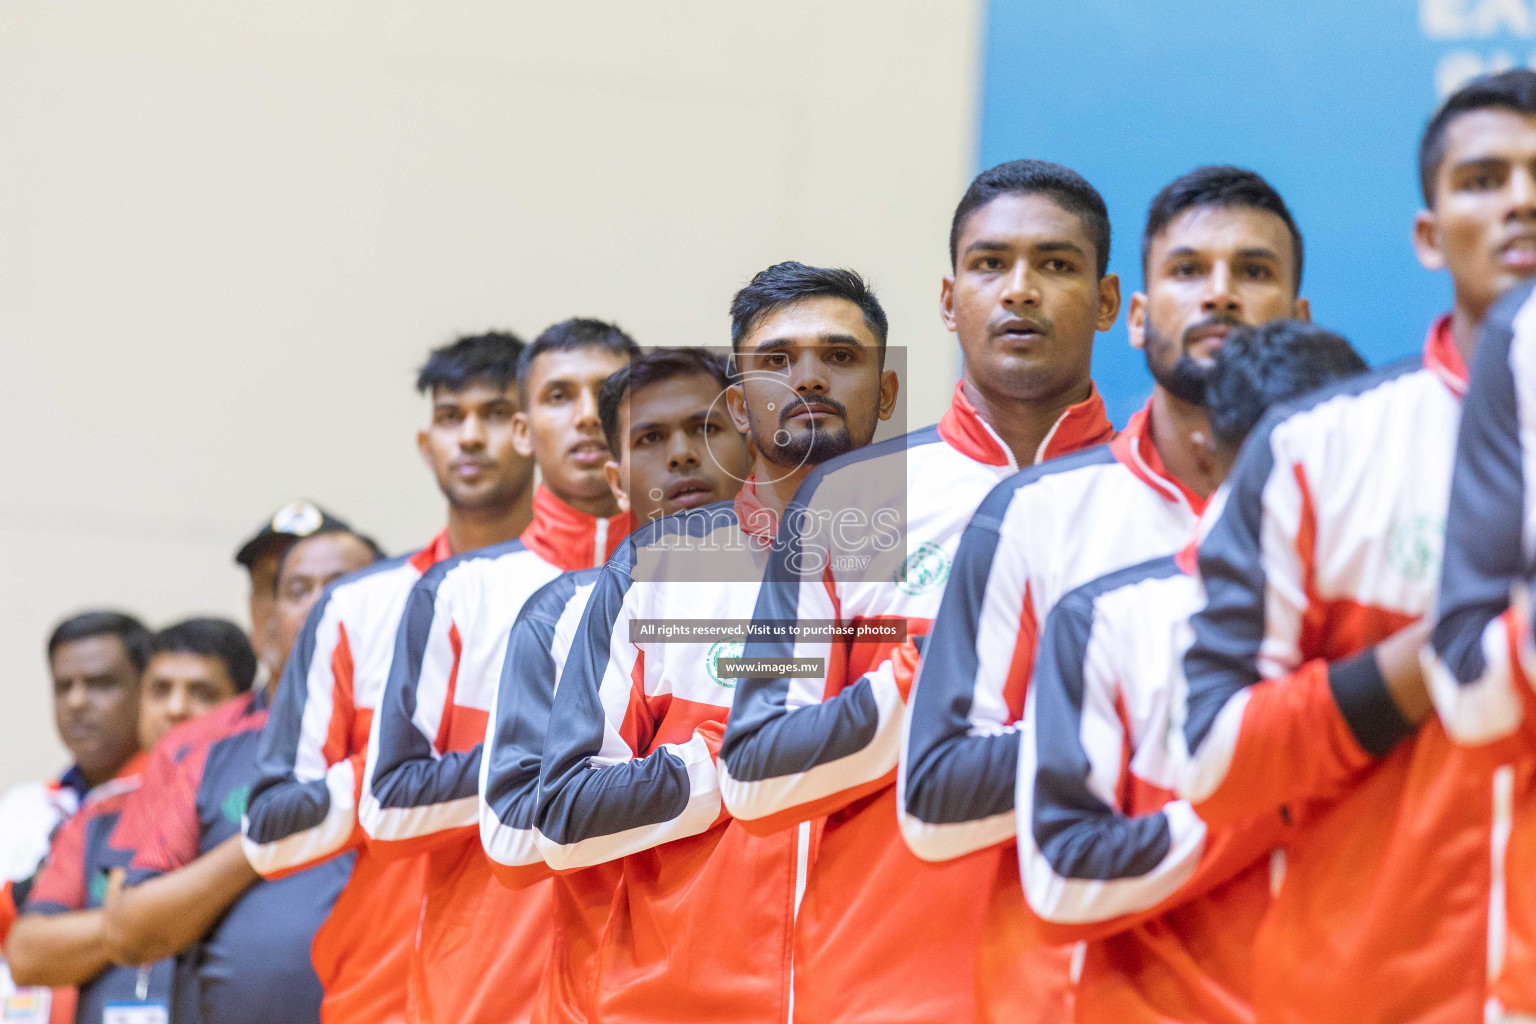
726, 383, 752, 435
1293, 296, 1312, 323
511, 411, 535, 458
604, 459, 631, 515
1127, 292, 1149, 351
1096, 273, 1122, 332
1413, 209, 1446, 272
416, 430, 433, 470
939, 274, 959, 333
877, 369, 900, 422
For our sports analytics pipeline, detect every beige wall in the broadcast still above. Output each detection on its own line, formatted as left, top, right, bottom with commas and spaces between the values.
0, 1, 980, 792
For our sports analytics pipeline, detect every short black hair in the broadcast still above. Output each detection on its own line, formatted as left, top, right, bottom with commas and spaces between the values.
1421, 70, 1536, 207
728, 261, 888, 355
47, 611, 152, 673
1142, 166, 1305, 290
416, 331, 527, 395
949, 159, 1112, 277
516, 319, 640, 398
1204, 319, 1368, 450
148, 618, 258, 694
273, 527, 387, 592
598, 348, 734, 456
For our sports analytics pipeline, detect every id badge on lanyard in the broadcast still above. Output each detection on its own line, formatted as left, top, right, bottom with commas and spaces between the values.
102, 966, 168, 1024
0, 987, 49, 1022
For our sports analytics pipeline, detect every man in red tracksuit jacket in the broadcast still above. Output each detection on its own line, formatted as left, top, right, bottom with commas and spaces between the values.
1176, 70, 1536, 1023
1014, 320, 1377, 1023
896, 165, 1317, 1022
242, 331, 537, 1023
535, 262, 899, 1024
719, 161, 1120, 1023
477, 346, 751, 1024
359, 320, 637, 1024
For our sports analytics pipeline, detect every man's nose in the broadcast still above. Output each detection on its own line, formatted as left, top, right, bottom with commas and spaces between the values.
668, 431, 702, 471
62, 679, 89, 712
1000, 261, 1039, 308
575, 388, 602, 429
1508, 165, 1536, 219
459, 411, 487, 450
1201, 262, 1240, 315
166, 686, 191, 720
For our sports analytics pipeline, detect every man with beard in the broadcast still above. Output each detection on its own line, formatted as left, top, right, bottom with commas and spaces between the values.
892, 167, 1319, 1021
717, 160, 1121, 1024
478, 347, 750, 1024
358, 319, 636, 1024
242, 331, 534, 1024
899, 166, 1309, 904
1012, 320, 1387, 1023
534, 263, 897, 1024
1175, 70, 1536, 1022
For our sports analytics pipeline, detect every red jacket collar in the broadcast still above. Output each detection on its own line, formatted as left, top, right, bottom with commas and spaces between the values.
520, 484, 634, 572
733, 477, 780, 541
1425, 312, 1468, 398
408, 529, 454, 573
1110, 402, 1208, 516
937, 381, 1114, 469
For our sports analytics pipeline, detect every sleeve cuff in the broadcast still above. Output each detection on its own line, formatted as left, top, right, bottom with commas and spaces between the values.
1328, 647, 1412, 757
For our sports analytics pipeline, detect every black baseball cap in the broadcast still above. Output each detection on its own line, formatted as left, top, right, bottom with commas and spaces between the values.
234, 500, 355, 569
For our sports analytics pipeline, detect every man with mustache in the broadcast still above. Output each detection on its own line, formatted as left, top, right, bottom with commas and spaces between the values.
534, 262, 897, 1024
889, 166, 1312, 1020
0, 612, 150, 1024
9, 617, 255, 1021
358, 319, 636, 1024
1173, 70, 1536, 1022
242, 331, 535, 1024
478, 346, 750, 1023
1012, 320, 1379, 1023
717, 160, 1120, 1024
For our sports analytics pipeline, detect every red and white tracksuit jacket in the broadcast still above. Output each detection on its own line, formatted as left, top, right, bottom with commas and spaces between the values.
894, 403, 1216, 1021
478, 566, 611, 1024
360, 486, 629, 1024
244, 531, 451, 1024
1178, 315, 1524, 1023
719, 382, 1115, 1024
534, 483, 806, 1024
1426, 281, 1536, 1017
1017, 552, 1287, 1023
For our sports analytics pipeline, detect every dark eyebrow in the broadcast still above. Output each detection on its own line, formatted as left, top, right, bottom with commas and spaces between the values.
963, 240, 1013, 257
753, 333, 871, 354
1162, 245, 1282, 262
1033, 239, 1088, 258
1451, 155, 1510, 174
631, 410, 713, 435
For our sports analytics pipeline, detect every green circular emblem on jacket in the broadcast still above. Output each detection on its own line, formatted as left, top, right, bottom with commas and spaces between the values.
896, 542, 951, 595
222, 784, 251, 825
705, 638, 746, 688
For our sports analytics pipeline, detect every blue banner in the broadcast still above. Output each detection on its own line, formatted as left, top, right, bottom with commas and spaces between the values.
981, 0, 1536, 424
